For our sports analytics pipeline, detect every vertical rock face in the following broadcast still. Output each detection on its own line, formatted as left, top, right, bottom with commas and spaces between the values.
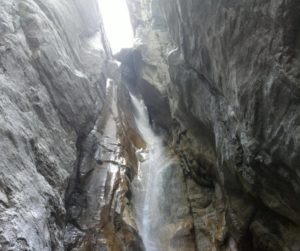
2, 0, 300, 250
0, 0, 110, 249
64, 68, 145, 251
123, 0, 300, 250
1, 1, 148, 250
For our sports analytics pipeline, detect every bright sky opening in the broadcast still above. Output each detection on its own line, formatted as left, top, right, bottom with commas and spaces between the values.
98, 0, 134, 54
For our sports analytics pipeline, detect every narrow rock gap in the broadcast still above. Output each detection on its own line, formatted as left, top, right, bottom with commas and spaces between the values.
1, 1, 300, 251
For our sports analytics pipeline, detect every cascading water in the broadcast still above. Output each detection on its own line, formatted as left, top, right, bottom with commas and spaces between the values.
130, 94, 175, 251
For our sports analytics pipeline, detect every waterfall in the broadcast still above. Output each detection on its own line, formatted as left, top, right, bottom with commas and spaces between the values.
130, 94, 174, 251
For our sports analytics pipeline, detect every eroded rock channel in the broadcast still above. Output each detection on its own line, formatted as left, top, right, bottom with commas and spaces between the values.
1, 0, 300, 250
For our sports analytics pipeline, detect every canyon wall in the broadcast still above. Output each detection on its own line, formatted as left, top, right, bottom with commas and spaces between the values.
0, 0, 145, 250
123, 0, 300, 250
0, 0, 111, 249
1, 0, 300, 250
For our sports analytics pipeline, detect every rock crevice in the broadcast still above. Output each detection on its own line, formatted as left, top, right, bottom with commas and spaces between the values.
1, 0, 300, 250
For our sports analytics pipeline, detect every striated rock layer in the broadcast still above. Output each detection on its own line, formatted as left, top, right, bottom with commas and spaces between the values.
1, 0, 300, 250
64, 77, 145, 251
0, 0, 111, 249
123, 0, 300, 250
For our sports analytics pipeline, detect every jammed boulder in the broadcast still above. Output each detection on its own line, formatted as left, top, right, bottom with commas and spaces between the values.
125, 0, 300, 250
1, 0, 300, 250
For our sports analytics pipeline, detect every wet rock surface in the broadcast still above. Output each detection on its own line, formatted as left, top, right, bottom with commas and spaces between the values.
0, 0, 109, 249
1, 0, 300, 250
124, 0, 300, 250
64, 79, 144, 251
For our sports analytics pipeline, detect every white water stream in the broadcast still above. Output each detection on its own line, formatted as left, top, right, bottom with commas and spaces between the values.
130, 94, 174, 251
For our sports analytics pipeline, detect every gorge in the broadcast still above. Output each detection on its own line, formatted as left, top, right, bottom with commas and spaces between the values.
1, 0, 300, 251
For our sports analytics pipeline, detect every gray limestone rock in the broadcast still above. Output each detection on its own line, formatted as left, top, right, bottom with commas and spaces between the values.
2, 0, 300, 250
125, 0, 300, 250
0, 0, 109, 249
